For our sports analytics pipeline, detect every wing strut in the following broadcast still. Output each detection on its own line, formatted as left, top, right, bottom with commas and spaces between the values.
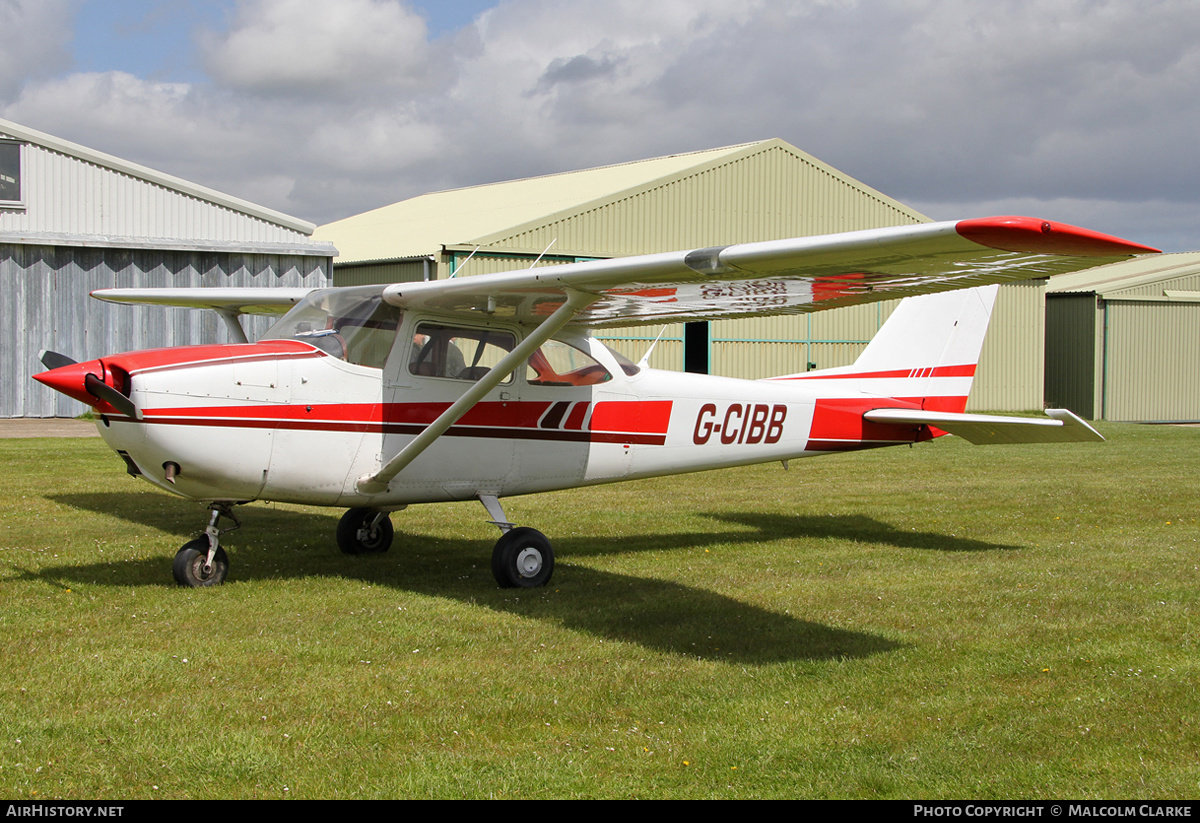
355, 290, 598, 495
216, 309, 249, 345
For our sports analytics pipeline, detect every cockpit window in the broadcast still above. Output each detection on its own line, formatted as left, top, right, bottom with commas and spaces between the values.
263, 288, 401, 369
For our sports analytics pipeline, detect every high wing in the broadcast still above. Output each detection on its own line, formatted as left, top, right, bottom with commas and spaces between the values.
89, 217, 1157, 330
378, 217, 1158, 326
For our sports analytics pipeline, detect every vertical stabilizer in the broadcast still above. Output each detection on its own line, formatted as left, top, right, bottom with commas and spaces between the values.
852, 284, 998, 379
769, 285, 1000, 413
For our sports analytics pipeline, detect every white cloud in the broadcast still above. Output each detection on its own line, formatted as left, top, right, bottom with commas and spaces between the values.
3, 0, 1200, 249
0, 0, 77, 103
199, 0, 440, 97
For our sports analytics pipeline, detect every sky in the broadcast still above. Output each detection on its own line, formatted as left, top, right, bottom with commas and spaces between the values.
2, 0, 1198, 251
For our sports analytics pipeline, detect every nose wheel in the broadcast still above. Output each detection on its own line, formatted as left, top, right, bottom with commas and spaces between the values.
173, 503, 239, 587
173, 538, 229, 586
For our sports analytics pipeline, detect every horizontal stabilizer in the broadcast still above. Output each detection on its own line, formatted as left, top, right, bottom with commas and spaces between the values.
863, 408, 1103, 444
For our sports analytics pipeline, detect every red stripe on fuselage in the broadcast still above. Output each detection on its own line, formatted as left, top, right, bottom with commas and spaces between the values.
133, 400, 672, 445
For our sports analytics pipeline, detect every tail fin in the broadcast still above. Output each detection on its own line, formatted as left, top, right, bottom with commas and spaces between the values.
771, 284, 999, 413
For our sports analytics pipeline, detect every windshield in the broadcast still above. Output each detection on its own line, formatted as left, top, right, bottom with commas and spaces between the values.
263, 288, 401, 369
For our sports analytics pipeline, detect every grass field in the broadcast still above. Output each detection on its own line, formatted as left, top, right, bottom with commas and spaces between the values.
0, 423, 1197, 799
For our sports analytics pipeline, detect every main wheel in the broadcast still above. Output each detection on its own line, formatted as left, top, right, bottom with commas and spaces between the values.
173, 538, 229, 587
337, 508, 394, 555
492, 527, 554, 588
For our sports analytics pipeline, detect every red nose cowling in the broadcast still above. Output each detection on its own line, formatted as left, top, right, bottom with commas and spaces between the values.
33, 359, 107, 408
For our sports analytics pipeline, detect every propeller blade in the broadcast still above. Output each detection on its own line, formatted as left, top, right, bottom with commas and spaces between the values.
39, 350, 78, 370
84, 373, 139, 420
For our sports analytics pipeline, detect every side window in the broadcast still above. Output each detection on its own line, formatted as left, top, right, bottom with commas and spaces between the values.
526, 339, 612, 386
409, 323, 516, 382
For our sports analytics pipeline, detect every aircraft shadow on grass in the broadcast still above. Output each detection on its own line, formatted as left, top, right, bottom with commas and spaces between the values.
20, 490, 1019, 664
699, 512, 1024, 554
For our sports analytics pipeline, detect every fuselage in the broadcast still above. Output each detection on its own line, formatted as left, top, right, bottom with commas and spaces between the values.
36, 307, 957, 509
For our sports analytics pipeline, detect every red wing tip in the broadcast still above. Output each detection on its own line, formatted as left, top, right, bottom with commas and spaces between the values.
956, 216, 1161, 256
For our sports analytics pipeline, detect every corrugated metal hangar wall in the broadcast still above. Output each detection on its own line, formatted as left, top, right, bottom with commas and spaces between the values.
1046, 254, 1200, 422
0, 118, 334, 417
320, 140, 1047, 412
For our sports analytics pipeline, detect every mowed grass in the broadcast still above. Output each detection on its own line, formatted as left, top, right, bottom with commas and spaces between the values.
0, 423, 1197, 799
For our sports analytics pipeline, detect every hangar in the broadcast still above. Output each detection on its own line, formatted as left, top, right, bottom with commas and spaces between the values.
1046, 253, 1200, 422
316, 139, 1048, 411
1, 118, 335, 418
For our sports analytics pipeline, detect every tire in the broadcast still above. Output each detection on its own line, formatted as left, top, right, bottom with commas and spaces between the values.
492, 527, 554, 588
337, 508, 394, 555
173, 538, 229, 587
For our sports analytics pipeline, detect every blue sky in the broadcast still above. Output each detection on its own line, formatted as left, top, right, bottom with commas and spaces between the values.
4, 0, 1199, 252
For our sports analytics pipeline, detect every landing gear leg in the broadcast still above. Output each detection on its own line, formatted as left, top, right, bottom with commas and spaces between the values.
480, 494, 554, 588
173, 503, 240, 587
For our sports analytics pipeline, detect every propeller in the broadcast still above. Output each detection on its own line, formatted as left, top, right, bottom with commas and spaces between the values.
84, 373, 139, 420
34, 351, 139, 420
39, 350, 77, 370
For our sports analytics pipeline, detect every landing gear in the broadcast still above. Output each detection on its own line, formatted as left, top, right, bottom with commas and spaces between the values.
173, 503, 240, 587
492, 527, 554, 588
480, 494, 555, 588
337, 507, 394, 555
173, 538, 229, 586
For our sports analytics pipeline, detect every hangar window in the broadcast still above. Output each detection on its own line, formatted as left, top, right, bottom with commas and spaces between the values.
0, 141, 22, 206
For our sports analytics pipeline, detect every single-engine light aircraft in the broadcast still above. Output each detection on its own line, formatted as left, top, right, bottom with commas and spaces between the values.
33, 217, 1158, 588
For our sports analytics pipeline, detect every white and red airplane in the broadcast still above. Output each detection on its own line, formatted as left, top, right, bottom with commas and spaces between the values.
33, 216, 1158, 588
